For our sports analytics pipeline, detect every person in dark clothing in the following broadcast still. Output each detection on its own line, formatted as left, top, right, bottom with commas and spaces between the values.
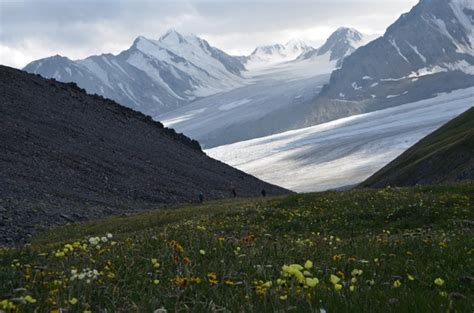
232, 188, 237, 198
261, 189, 266, 197
198, 192, 204, 203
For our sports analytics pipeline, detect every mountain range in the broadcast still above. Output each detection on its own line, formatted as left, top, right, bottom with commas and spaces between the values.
24, 27, 367, 119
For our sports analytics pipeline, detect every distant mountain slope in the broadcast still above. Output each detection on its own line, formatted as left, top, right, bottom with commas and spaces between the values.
319, 0, 474, 108
0, 66, 288, 244
361, 106, 474, 188
23, 30, 246, 116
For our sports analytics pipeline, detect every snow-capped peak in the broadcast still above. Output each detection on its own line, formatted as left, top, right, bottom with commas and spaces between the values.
245, 39, 313, 70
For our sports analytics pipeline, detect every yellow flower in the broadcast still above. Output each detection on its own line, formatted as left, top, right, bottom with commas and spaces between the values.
305, 277, 319, 287
69, 298, 78, 305
199, 249, 206, 255
434, 278, 445, 286
153, 279, 160, 285
279, 295, 288, 300
334, 283, 343, 291
393, 280, 402, 288
332, 254, 342, 262
330, 274, 341, 285
224, 279, 235, 286
276, 278, 286, 286
349, 285, 355, 292
24, 295, 37, 304
304, 260, 313, 269
351, 269, 363, 277
407, 274, 415, 281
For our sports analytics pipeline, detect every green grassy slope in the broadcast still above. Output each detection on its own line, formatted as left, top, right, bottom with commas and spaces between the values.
362, 107, 474, 188
1, 183, 473, 312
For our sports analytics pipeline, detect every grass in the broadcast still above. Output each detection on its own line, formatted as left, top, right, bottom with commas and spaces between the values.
1, 182, 473, 312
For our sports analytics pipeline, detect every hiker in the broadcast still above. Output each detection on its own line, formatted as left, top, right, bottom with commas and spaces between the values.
198, 192, 204, 203
261, 189, 266, 197
232, 188, 237, 198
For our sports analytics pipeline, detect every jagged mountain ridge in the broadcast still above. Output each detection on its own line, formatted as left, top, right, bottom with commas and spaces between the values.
23, 30, 246, 116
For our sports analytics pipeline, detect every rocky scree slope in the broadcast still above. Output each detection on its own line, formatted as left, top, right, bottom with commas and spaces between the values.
0, 66, 288, 245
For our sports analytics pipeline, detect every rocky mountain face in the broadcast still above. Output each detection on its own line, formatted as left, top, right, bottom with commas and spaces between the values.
23, 30, 246, 117
0, 65, 288, 245
319, 0, 474, 108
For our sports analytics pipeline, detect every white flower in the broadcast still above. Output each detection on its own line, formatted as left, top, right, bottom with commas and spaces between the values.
101, 236, 108, 243
107, 233, 113, 239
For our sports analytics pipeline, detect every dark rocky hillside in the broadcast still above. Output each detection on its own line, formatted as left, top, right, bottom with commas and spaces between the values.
0, 65, 289, 245
361, 107, 474, 188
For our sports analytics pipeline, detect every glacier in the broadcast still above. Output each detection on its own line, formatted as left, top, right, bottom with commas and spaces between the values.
206, 87, 474, 192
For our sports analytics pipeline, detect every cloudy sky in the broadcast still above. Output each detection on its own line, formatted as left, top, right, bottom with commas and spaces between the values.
0, 0, 418, 69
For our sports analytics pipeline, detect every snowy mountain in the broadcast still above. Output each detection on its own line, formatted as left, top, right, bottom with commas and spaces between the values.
319, 0, 474, 109
298, 27, 370, 66
243, 39, 314, 70
160, 28, 368, 147
23, 30, 246, 116
206, 87, 474, 192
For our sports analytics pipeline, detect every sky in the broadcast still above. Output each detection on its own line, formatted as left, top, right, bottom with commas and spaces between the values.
0, 0, 418, 69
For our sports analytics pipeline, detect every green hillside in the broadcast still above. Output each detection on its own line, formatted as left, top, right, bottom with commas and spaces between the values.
1, 183, 473, 312
362, 107, 474, 188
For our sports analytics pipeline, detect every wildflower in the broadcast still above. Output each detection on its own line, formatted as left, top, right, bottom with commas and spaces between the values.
439, 291, 448, 297
0, 299, 17, 310
304, 260, 313, 269
407, 274, 415, 281
151, 259, 160, 269
106, 233, 113, 239
88, 237, 100, 246
276, 278, 286, 286
351, 269, 363, 277
434, 278, 445, 286
393, 280, 402, 288
334, 283, 343, 291
306, 277, 319, 287
23, 295, 37, 304
153, 279, 160, 285
199, 249, 206, 255
330, 274, 341, 285
224, 279, 235, 286
280, 295, 288, 300
332, 254, 342, 262
55, 251, 65, 257
349, 285, 356, 292
69, 298, 78, 305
